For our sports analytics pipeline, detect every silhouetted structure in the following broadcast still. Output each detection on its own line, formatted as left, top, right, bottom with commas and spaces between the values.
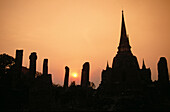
98, 11, 151, 94
158, 57, 169, 86
12, 50, 23, 88
106, 61, 110, 70
64, 66, 69, 88
140, 60, 151, 84
112, 11, 141, 86
81, 62, 90, 87
29, 52, 37, 79
29, 56, 53, 111
1, 11, 170, 111
43, 59, 48, 75
142, 59, 146, 69
15, 50, 23, 78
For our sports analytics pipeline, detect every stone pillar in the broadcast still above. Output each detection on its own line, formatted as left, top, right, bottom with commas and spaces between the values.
43, 59, 48, 75
12, 50, 23, 88
158, 57, 169, 86
29, 52, 37, 79
81, 62, 90, 87
64, 66, 69, 88
15, 50, 23, 79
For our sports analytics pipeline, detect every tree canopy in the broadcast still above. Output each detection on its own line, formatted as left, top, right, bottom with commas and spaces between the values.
0, 53, 15, 75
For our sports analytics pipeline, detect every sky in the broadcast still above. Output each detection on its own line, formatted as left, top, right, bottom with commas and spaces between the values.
0, 0, 170, 87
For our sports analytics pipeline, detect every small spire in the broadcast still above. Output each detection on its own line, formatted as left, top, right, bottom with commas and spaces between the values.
106, 61, 109, 70
142, 59, 146, 69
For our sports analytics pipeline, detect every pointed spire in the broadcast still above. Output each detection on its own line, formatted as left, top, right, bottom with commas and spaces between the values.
142, 59, 146, 69
106, 61, 109, 70
121, 10, 127, 37
117, 11, 132, 54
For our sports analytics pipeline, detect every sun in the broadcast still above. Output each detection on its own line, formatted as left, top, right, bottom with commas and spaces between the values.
72, 73, 78, 78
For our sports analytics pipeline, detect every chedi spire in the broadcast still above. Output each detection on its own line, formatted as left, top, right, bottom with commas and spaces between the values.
117, 10, 132, 55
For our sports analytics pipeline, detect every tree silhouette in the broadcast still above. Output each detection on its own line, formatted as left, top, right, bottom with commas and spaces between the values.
0, 53, 15, 78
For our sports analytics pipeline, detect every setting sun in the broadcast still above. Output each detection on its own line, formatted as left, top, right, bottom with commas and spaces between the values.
72, 73, 78, 78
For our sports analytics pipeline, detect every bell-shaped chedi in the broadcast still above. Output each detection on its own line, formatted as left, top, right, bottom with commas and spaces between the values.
112, 11, 140, 70
98, 11, 147, 95
112, 11, 140, 85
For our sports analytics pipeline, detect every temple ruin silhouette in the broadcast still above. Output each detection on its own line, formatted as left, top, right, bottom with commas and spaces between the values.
98, 11, 152, 94
0, 11, 170, 111
64, 66, 69, 88
81, 62, 90, 87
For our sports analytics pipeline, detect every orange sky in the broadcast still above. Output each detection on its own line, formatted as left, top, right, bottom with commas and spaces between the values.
0, 0, 170, 87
